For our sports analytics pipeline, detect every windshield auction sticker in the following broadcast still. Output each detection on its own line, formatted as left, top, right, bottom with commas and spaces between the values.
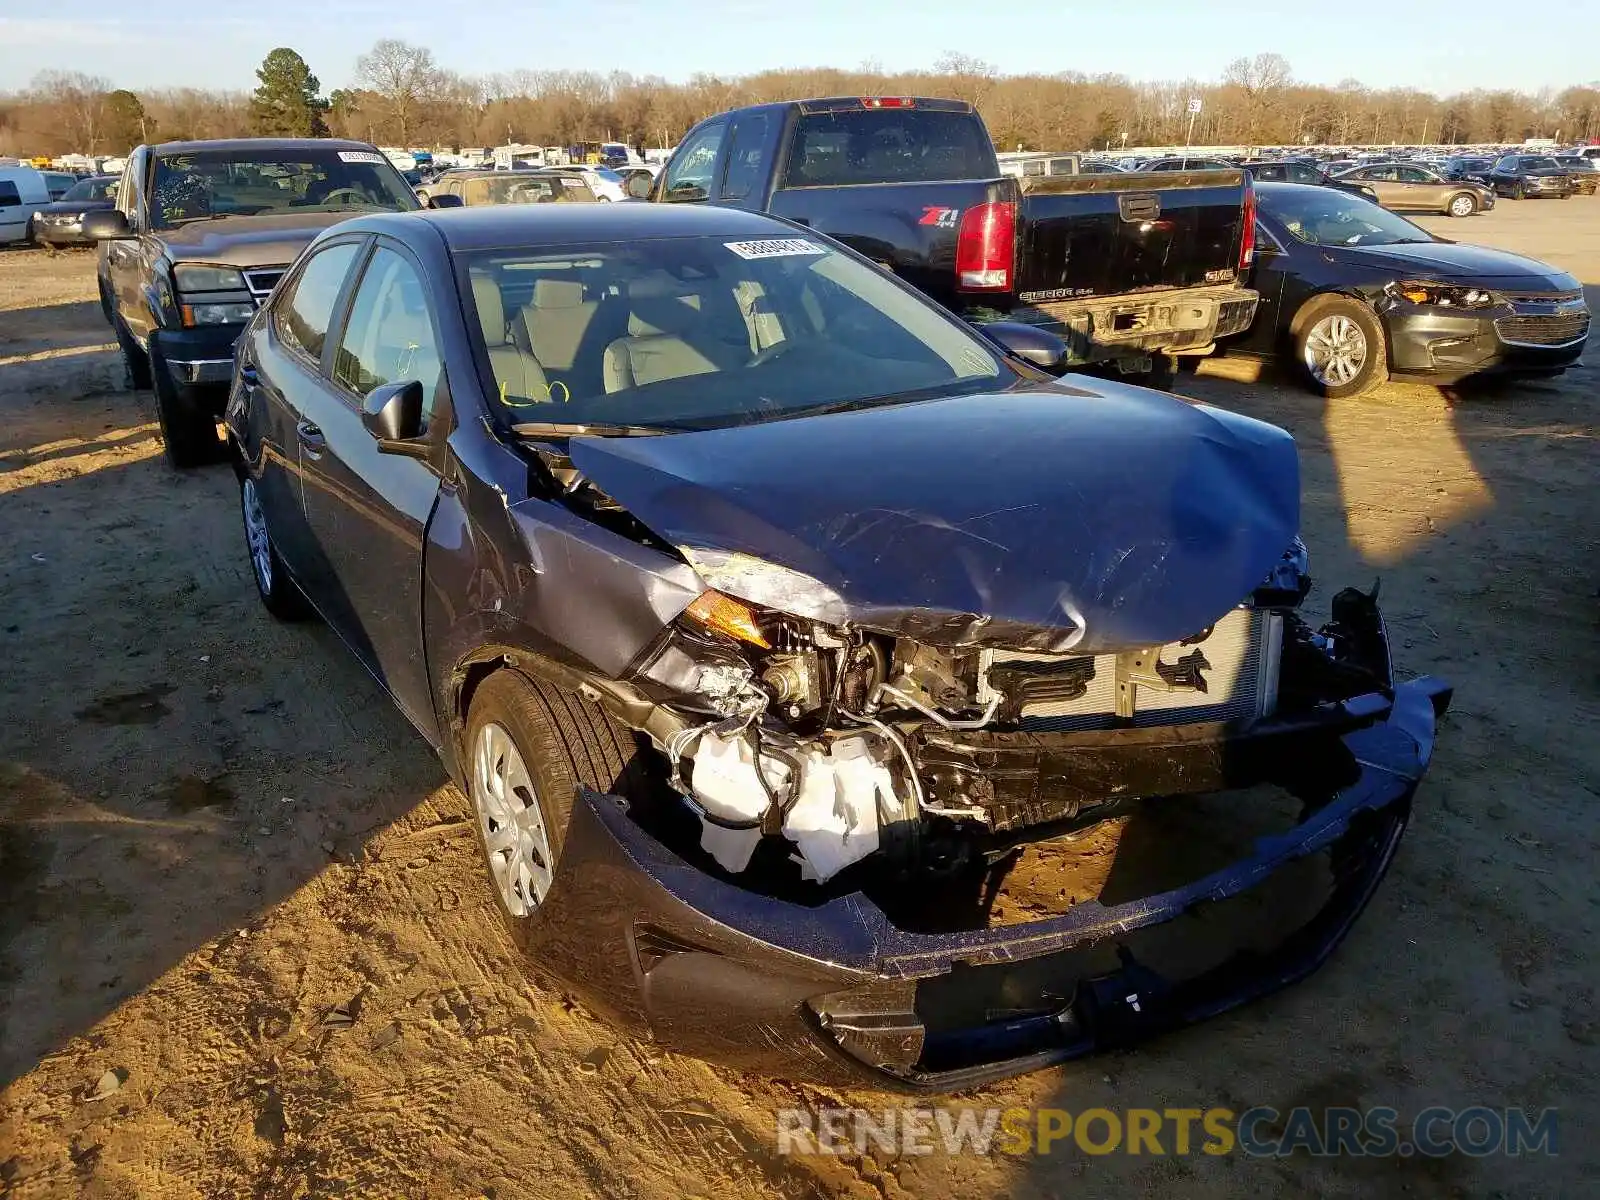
337, 151, 388, 164
724, 239, 827, 259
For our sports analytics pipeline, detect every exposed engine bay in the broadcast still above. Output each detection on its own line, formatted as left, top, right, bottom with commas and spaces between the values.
621, 537, 1395, 888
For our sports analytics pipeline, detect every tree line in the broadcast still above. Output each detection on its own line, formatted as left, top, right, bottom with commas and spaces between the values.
3, 43, 1597, 159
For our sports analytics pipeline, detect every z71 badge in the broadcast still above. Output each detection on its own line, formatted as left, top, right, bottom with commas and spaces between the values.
919, 206, 960, 228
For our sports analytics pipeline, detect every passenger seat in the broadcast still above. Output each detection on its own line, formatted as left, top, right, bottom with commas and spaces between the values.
603, 292, 728, 392
470, 270, 549, 403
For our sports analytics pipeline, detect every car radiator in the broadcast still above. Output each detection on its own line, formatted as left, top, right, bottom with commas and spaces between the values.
980, 607, 1283, 732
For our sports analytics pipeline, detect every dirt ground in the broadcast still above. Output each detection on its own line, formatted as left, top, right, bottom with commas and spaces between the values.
1, 200, 1596, 1199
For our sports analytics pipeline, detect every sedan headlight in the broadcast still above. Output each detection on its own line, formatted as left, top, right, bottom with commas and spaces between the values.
181, 301, 255, 326
173, 264, 247, 292
679, 548, 847, 626
1388, 281, 1498, 309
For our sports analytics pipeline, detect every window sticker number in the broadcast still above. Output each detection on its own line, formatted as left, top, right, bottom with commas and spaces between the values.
338, 151, 387, 164
724, 238, 827, 260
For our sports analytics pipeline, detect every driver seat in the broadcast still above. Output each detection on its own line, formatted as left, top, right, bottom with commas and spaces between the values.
470, 271, 550, 402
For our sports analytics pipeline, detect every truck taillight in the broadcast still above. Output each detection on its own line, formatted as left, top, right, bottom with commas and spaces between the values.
1239, 179, 1257, 271
860, 97, 914, 109
955, 200, 1016, 291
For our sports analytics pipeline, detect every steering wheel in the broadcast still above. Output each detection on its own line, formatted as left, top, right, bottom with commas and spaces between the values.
747, 339, 800, 368
318, 188, 369, 206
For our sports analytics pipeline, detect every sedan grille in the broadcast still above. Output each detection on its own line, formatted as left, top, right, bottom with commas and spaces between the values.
981, 607, 1283, 732
1494, 313, 1590, 347
243, 267, 288, 305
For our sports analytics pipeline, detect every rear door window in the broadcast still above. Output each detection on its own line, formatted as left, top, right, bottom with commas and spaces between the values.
782, 109, 996, 187
0, 182, 20, 208
276, 241, 362, 366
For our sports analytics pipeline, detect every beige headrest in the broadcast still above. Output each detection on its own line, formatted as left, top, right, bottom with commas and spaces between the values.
533, 278, 585, 309
470, 272, 505, 340
627, 294, 702, 338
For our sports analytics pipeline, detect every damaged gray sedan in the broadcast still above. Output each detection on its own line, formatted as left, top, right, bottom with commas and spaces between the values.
226, 203, 1451, 1089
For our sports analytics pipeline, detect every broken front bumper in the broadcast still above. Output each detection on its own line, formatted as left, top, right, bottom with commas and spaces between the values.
521, 677, 1451, 1091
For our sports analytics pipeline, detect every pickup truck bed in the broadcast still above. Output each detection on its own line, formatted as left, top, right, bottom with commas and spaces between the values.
650, 98, 1257, 370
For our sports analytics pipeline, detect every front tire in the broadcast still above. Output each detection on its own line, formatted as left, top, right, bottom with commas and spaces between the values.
465, 672, 644, 928
240, 475, 311, 621
1512, 182, 1527, 200
1293, 295, 1387, 400
149, 335, 224, 467
1446, 192, 1477, 217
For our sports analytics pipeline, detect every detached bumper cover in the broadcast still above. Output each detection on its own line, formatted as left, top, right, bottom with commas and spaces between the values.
524, 676, 1452, 1089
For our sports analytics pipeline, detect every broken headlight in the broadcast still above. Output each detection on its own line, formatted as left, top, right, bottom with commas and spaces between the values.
679, 548, 847, 625
1255, 535, 1311, 606
1387, 281, 1498, 309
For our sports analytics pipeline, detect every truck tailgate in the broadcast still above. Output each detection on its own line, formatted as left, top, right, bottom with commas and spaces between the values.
767, 178, 1017, 306
1015, 170, 1247, 302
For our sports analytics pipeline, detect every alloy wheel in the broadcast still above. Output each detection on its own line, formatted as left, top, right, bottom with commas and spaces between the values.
472, 721, 554, 916
241, 478, 274, 595
1303, 315, 1369, 387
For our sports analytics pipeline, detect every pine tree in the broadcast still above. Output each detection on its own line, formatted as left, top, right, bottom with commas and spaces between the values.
249, 48, 329, 138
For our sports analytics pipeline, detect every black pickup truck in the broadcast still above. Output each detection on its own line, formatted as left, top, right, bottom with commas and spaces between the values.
645, 97, 1259, 374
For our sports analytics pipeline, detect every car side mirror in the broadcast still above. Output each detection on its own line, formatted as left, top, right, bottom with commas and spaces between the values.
426, 193, 463, 209
979, 321, 1068, 372
81, 210, 132, 240
625, 173, 653, 200
362, 380, 428, 452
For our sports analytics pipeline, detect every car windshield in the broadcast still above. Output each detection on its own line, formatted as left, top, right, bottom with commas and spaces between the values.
464, 174, 595, 205
1517, 157, 1561, 170
64, 177, 115, 202
1263, 189, 1435, 247
148, 147, 418, 228
463, 233, 1008, 432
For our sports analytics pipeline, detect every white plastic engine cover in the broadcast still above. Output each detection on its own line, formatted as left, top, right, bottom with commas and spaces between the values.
782, 735, 888, 883
689, 731, 787, 873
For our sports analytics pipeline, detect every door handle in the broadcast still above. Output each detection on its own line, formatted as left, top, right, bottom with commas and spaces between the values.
296, 421, 326, 454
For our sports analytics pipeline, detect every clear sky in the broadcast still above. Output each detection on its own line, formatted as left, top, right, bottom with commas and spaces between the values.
2, 2, 1592, 95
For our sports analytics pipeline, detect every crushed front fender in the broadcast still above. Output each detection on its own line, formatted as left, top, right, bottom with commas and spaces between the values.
519, 676, 1452, 1091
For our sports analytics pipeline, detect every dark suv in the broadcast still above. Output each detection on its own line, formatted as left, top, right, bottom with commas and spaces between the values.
1487, 155, 1575, 200
86, 138, 431, 466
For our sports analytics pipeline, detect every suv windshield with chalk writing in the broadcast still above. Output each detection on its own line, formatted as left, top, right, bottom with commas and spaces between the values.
150, 147, 419, 227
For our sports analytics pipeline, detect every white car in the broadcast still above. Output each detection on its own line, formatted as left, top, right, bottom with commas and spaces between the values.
541, 165, 628, 202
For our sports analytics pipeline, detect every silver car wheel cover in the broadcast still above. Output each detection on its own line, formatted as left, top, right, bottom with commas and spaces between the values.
1303, 314, 1369, 387
472, 721, 553, 916
242, 478, 274, 594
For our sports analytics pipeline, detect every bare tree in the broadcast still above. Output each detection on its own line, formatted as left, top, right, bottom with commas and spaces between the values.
30, 70, 111, 152
354, 38, 443, 146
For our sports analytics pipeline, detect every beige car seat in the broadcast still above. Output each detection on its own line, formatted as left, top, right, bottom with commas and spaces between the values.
470, 270, 549, 402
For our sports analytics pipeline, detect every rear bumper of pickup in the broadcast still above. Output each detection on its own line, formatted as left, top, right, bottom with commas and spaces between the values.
516, 675, 1450, 1091
1006, 283, 1258, 366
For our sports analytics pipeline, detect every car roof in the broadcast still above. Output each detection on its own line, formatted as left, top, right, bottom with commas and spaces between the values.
353, 201, 810, 252
146, 137, 379, 155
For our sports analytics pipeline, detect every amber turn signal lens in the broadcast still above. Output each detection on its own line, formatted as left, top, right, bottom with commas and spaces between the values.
1399, 287, 1431, 304
684, 590, 770, 648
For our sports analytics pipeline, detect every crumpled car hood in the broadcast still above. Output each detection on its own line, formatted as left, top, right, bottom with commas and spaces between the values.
566, 383, 1300, 653
1324, 241, 1581, 291
160, 212, 365, 268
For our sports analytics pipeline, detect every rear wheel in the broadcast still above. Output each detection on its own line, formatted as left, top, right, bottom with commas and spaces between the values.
464, 671, 645, 929
1293, 295, 1387, 400
1446, 192, 1477, 217
149, 335, 224, 467
240, 475, 311, 621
